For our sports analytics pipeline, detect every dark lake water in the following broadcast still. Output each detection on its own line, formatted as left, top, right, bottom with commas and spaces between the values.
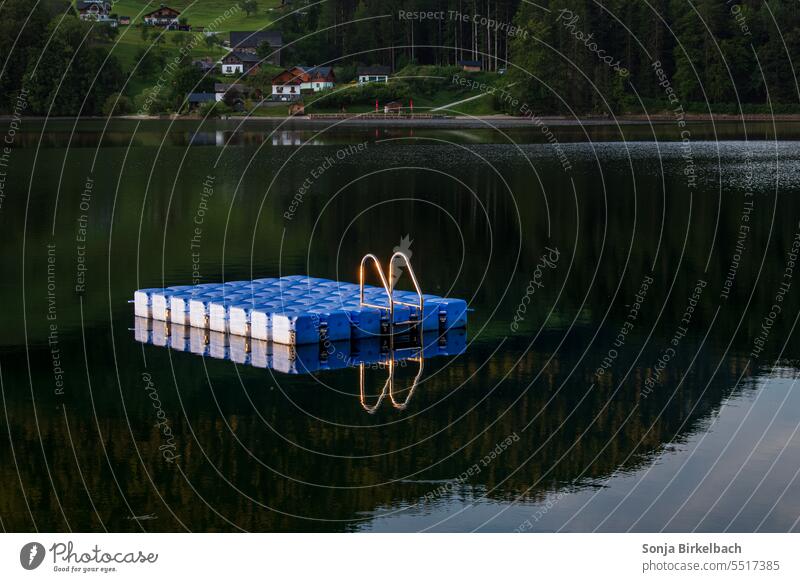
2, 119, 800, 532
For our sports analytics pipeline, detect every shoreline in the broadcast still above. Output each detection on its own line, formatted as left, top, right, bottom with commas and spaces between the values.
2, 113, 800, 129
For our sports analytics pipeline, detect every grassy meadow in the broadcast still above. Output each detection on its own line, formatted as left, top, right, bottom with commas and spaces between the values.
110, 0, 284, 31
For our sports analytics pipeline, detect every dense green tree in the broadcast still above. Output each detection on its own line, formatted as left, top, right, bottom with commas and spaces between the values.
169, 62, 215, 110
256, 40, 273, 59
504, 1, 562, 112
756, 0, 800, 105
671, 0, 734, 103
102, 92, 132, 116
21, 16, 124, 116
0, 0, 72, 112
133, 48, 164, 77
198, 100, 232, 117
243, 0, 259, 17
284, 0, 521, 72
172, 32, 190, 47
505, 0, 798, 114
134, 86, 170, 114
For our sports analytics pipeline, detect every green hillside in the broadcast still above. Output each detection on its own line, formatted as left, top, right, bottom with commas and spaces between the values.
108, 27, 228, 69
84, 1, 289, 104
302, 66, 506, 116
110, 0, 284, 31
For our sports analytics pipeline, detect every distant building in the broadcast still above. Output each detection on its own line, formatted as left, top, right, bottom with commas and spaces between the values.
357, 66, 390, 84
384, 101, 402, 114
119, 16, 131, 25
76, 0, 117, 26
220, 51, 261, 76
229, 31, 283, 65
458, 59, 482, 72
271, 66, 335, 101
214, 83, 255, 103
186, 93, 216, 110
143, 5, 181, 28
192, 58, 217, 73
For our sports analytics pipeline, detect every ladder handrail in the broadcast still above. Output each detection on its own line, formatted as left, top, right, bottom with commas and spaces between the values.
359, 353, 425, 413
389, 356, 424, 410
359, 362, 391, 414
386, 329, 424, 409
359, 253, 394, 321
388, 251, 424, 325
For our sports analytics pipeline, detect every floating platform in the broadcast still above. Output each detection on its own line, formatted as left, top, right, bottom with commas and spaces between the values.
133, 275, 468, 346
134, 317, 466, 375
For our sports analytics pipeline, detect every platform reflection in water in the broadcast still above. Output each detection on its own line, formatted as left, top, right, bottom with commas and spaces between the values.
133, 316, 466, 375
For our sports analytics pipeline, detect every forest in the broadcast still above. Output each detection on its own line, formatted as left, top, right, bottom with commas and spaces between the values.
0, 0, 798, 115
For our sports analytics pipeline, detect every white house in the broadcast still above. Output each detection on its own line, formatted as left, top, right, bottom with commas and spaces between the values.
220, 51, 261, 76
271, 66, 335, 101
229, 31, 283, 65
76, 0, 117, 26
214, 83, 253, 103
357, 66, 390, 84
142, 5, 181, 28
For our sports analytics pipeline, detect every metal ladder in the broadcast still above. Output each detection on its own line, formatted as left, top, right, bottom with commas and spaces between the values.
357, 252, 425, 413
359, 335, 425, 414
359, 251, 424, 330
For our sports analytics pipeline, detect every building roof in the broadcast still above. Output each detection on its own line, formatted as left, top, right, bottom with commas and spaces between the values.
458, 59, 481, 67
230, 30, 283, 49
357, 66, 390, 76
223, 51, 261, 64
214, 83, 252, 93
272, 66, 335, 84
143, 5, 181, 18
295, 65, 333, 76
187, 93, 216, 103
76, 0, 109, 10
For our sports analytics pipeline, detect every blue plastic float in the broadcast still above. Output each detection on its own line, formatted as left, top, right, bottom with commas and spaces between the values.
132, 253, 468, 346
